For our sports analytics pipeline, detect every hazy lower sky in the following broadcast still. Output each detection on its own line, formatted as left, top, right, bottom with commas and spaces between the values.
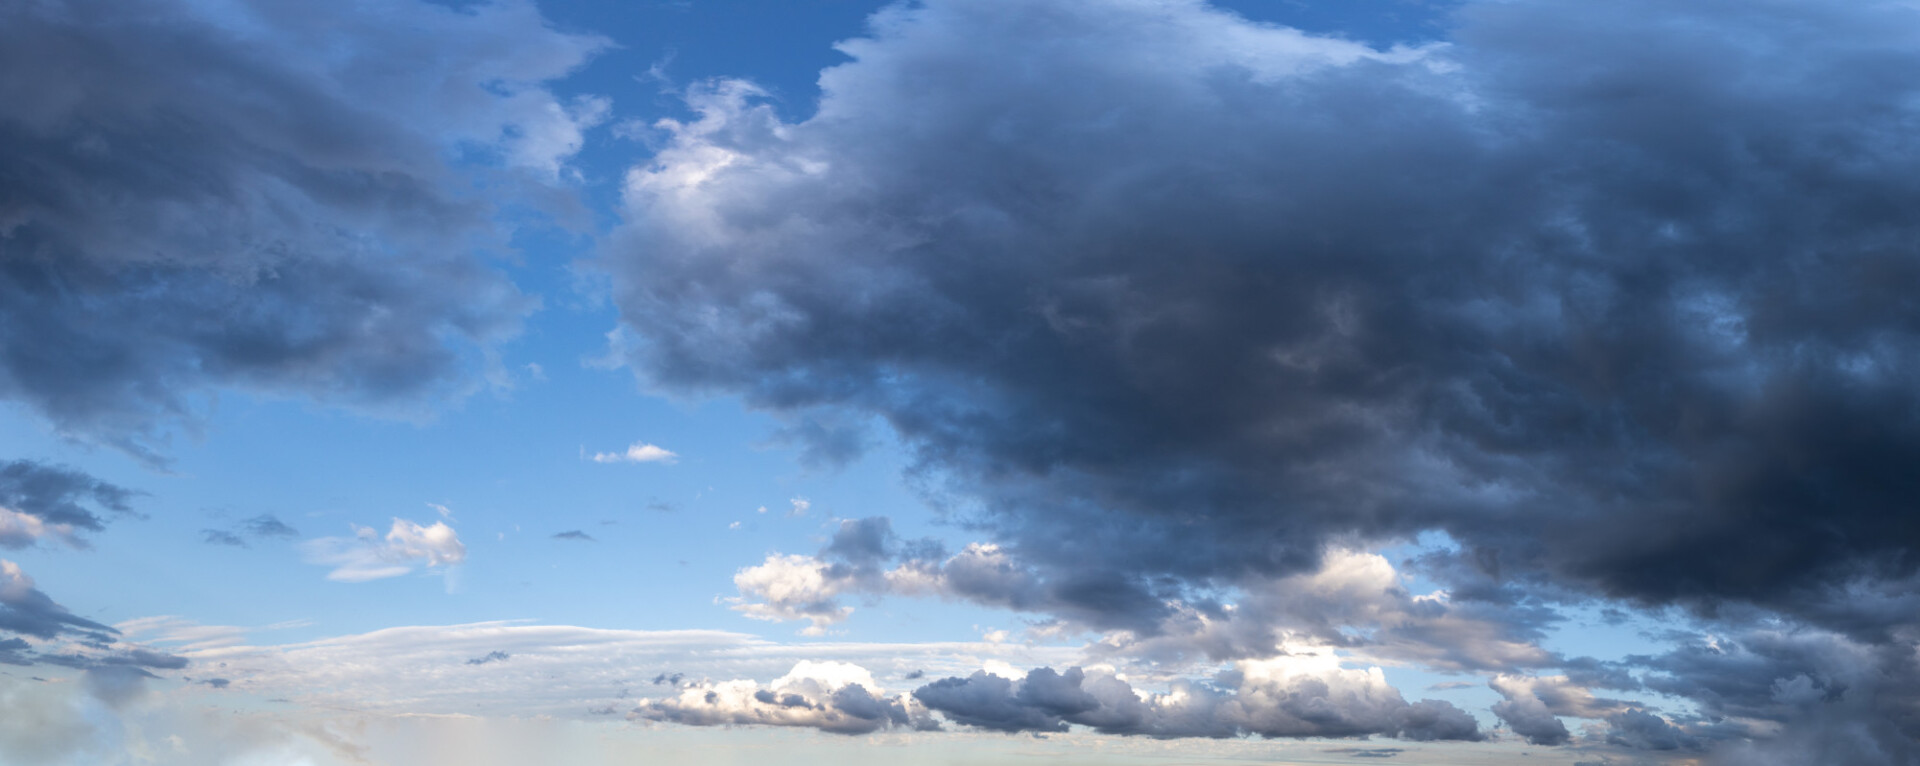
4, 1, 1919, 764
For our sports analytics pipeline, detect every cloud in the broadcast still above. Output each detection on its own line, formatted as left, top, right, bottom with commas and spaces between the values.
552, 530, 596, 542
733, 522, 1557, 678
602, 0, 1920, 758
467, 651, 511, 666
202, 514, 300, 548
0, 559, 115, 643
912, 657, 1482, 742
302, 518, 466, 582
0, 460, 138, 548
606, 0, 1920, 624
122, 619, 1076, 721
0, 0, 608, 461
632, 660, 927, 734
590, 442, 679, 464
0, 506, 82, 549
728, 554, 854, 634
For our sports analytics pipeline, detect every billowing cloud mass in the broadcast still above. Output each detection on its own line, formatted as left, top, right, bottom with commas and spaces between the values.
302, 518, 467, 582
605, 0, 1920, 759
912, 659, 1482, 742
634, 660, 928, 734
0, 0, 607, 460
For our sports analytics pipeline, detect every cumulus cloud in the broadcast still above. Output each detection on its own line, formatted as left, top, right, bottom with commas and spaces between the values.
633, 660, 927, 734
912, 656, 1481, 742
729, 553, 855, 634
302, 518, 466, 582
607, 0, 1920, 627
590, 442, 679, 464
733, 521, 1558, 678
0, 0, 607, 460
604, 0, 1920, 758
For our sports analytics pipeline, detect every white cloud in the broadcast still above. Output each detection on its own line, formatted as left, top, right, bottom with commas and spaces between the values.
590, 442, 679, 464
787, 498, 810, 517
729, 554, 852, 635
0, 507, 80, 549
302, 518, 467, 582
634, 660, 930, 734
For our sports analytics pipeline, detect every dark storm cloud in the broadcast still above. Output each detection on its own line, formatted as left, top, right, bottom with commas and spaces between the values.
609, 0, 1920, 654
0, 0, 607, 461
0, 460, 136, 534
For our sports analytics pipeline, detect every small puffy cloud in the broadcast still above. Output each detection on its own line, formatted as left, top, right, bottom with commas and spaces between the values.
590, 442, 679, 464
787, 498, 810, 517
302, 518, 466, 582
729, 554, 852, 635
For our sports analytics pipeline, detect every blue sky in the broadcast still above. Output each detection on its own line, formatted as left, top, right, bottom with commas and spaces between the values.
4, 1, 1920, 764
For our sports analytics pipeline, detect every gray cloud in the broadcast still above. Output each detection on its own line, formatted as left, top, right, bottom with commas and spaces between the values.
0, 460, 138, 547
552, 530, 596, 542
0, 0, 607, 461
607, 0, 1920, 758
203, 513, 299, 548
912, 664, 1482, 742
608, 0, 1920, 623
0, 559, 115, 643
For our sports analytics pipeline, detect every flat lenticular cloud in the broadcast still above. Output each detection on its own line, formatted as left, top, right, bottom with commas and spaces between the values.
590, 442, 679, 464
0, 0, 607, 461
602, 0, 1920, 759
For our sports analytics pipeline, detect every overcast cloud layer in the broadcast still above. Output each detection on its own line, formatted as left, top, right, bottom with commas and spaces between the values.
0, 0, 605, 459
606, 0, 1920, 760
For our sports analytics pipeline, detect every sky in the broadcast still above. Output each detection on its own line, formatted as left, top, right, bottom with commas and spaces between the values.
2, 0, 1920, 764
